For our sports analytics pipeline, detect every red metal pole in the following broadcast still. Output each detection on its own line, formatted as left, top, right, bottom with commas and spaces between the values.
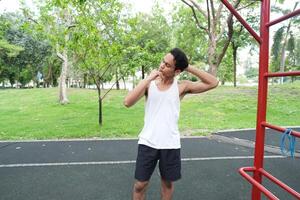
239, 167, 279, 200
259, 168, 300, 199
252, 0, 270, 199
264, 71, 300, 77
220, 1, 300, 199
261, 122, 300, 138
267, 8, 300, 27
240, 167, 300, 199
220, 0, 262, 43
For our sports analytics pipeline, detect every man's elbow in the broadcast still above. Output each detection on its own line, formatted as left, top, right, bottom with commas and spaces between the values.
123, 98, 132, 108
207, 80, 218, 90
212, 80, 219, 89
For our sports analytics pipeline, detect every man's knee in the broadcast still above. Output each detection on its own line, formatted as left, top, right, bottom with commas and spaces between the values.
165, 181, 172, 189
134, 181, 149, 193
161, 179, 173, 189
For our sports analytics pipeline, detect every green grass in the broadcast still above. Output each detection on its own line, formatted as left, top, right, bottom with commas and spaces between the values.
0, 82, 299, 140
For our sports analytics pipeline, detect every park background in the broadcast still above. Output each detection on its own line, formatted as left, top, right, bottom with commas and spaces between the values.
0, 0, 299, 140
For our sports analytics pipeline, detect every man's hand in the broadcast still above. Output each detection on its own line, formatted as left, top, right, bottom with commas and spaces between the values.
146, 70, 160, 81
185, 65, 193, 73
124, 69, 159, 108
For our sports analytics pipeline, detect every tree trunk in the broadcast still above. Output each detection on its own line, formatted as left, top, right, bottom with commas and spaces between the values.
279, 47, 286, 84
183, 0, 240, 77
291, 76, 294, 83
141, 65, 145, 79
83, 73, 87, 88
208, 34, 218, 76
58, 49, 69, 104
115, 68, 120, 90
91, 75, 103, 125
95, 82, 102, 125
98, 95, 102, 125
232, 42, 238, 87
132, 73, 135, 89
279, 2, 297, 84
122, 76, 126, 90
49, 63, 54, 87
9, 79, 13, 87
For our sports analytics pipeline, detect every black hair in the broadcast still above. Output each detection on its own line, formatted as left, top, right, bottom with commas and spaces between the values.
170, 48, 189, 71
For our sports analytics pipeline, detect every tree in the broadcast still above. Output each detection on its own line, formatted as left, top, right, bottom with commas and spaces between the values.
229, 6, 259, 87
218, 45, 233, 85
245, 65, 258, 79
180, 0, 247, 77
271, 2, 299, 84
70, 0, 124, 125
0, 39, 24, 86
5, 27, 51, 87
42, 53, 61, 87
127, 8, 171, 79
24, 0, 79, 103
171, 5, 207, 64
0, 14, 24, 86
0, 39, 23, 57
0, 13, 52, 88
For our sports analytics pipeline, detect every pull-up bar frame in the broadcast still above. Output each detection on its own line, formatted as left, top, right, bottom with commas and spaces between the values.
220, 0, 300, 199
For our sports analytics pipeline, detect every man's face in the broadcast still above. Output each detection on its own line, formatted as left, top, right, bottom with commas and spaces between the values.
159, 53, 179, 79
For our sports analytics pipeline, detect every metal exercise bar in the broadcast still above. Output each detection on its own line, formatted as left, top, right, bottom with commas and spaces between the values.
264, 71, 300, 77
261, 122, 300, 138
258, 168, 300, 199
251, 0, 271, 198
221, 0, 300, 199
220, 0, 262, 43
267, 8, 300, 27
239, 167, 300, 200
239, 167, 279, 200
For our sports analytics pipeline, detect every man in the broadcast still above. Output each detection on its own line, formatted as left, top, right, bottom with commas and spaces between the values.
124, 48, 218, 200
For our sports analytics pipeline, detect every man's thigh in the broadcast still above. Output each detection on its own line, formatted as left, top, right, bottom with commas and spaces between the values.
135, 144, 159, 181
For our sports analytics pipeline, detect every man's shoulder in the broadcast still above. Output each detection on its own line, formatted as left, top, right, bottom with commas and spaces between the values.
177, 80, 192, 97
178, 80, 192, 88
178, 80, 190, 84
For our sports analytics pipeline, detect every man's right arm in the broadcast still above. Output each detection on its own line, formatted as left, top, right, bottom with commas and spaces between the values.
124, 70, 159, 108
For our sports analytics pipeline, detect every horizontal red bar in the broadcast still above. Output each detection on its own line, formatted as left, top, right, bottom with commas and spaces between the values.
267, 8, 300, 27
221, 0, 261, 43
239, 167, 279, 200
258, 168, 300, 199
262, 122, 300, 138
264, 71, 300, 77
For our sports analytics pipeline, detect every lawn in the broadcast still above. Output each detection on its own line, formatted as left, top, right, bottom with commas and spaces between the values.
0, 82, 299, 140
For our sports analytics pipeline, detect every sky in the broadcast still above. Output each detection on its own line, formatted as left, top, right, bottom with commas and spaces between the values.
122, 0, 156, 14
0, 0, 20, 13
0, 0, 295, 17
0, 0, 180, 14
0, 0, 161, 14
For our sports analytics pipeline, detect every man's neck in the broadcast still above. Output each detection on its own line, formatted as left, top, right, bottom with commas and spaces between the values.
159, 76, 174, 85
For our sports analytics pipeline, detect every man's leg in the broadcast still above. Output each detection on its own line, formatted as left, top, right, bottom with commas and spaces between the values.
159, 148, 181, 200
133, 145, 159, 200
161, 179, 174, 200
133, 180, 149, 200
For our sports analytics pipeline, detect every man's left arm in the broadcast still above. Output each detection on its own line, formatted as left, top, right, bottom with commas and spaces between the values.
180, 65, 219, 96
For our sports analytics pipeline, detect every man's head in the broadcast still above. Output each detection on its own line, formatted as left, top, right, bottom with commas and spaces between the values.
159, 48, 189, 79
170, 48, 189, 72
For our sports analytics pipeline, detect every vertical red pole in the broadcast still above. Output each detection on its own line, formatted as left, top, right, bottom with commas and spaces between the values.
252, 0, 270, 199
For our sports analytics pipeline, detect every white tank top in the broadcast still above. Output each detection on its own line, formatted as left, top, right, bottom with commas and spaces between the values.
138, 80, 181, 149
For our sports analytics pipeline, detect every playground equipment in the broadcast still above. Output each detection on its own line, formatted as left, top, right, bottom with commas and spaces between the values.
220, 0, 300, 199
